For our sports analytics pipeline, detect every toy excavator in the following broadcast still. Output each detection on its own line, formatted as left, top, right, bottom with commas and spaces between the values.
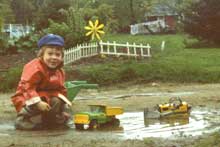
144, 97, 192, 120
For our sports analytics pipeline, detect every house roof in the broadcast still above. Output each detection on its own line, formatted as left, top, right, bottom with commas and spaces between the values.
145, 3, 178, 17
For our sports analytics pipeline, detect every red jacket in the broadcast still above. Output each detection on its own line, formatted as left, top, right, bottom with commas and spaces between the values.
11, 58, 67, 113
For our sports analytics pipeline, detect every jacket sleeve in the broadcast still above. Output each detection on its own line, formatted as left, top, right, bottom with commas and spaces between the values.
59, 69, 67, 97
20, 64, 42, 106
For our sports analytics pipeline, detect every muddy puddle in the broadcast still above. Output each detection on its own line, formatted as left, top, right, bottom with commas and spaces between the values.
117, 107, 220, 139
1, 107, 220, 140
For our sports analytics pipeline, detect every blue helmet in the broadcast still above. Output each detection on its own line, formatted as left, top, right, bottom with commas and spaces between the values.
37, 34, 64, 48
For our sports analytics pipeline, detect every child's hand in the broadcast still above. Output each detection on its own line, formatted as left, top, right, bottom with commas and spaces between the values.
36, 101, 51, 111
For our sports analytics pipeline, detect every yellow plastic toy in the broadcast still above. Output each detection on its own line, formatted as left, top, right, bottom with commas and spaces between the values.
74, 104, 123, 130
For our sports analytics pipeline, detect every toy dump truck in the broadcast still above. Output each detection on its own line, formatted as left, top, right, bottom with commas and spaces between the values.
74, 105, 123, 130
144, 97, 191, 120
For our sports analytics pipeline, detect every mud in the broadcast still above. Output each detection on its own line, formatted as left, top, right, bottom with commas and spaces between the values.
1, 83, 220, 147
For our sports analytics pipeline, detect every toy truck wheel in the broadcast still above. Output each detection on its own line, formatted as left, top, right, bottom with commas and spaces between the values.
89, 120, 99, 129
111, 118, 120, 127
75, 124, 84, 130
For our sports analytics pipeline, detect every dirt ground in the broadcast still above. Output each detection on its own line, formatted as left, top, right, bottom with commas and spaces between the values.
1, 83, 220, 147
0, 51, 35, 70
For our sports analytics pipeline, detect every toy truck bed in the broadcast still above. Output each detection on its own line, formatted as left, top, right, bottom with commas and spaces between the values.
106, 107, 123, 116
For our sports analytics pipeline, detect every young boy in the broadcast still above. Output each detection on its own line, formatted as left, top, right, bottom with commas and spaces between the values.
11, 34, 72, 130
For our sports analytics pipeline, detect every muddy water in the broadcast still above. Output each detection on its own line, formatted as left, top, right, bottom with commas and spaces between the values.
1, 107, 220, 140
0, 122, 14, 137
116, 107, 220, 139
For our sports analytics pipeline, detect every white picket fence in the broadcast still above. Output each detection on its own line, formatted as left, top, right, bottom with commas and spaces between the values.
64, 42, 99, 65
99, 40, 151, 58
64, 41, 151, 65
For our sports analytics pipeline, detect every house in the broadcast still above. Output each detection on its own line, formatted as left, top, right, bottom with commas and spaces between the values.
130, 3, 178, 35
145, 3, 178, 32
2, 24, 32, 38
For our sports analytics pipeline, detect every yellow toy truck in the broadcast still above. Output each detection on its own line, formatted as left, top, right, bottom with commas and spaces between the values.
74, 105, 123, 130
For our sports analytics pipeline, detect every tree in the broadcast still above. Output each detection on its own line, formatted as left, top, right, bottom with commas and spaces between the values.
11, 0, 35, 24
183, 0, 220, 45
45, 6, 88, 47
111, 0, 172, 33
34, 0, 71, 30
112, 0, 148, 32
0, 0, 14, 23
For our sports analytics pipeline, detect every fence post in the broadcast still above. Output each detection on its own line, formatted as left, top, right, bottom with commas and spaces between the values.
86, 43, 88, 57
82, 43, 85, 57
100, 40, 103, 54
91, 42, 93, 55
113, 41, 117, 54
147, 44, 151, 57
75, 44, 78, 60
74, 46, 76, 60
89, 42, 91, 56
81, 43, 84, 57
126, 42, 130, 56
71, 47, 73, 61
67, 48, 70, 64
84, 43, 89, 57
133, 42, 137, 59
79, 44, 82, 60
161, 41, 165, 51
140, 43, 143, 59
70, 48, 72, 62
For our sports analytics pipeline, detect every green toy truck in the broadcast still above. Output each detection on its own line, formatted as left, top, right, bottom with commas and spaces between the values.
74, 104, 123, 130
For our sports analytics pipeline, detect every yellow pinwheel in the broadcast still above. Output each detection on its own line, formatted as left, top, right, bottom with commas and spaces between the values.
85, 20, 105, 40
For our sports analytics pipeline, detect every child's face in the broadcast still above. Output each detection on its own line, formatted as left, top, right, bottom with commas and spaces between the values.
43, 47, 63, 69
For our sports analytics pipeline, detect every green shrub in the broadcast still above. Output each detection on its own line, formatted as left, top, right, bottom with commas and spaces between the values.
0, 66, 22, 92
78, 64, 121, 85
0, 33, 10, 54
44, 7, 89, 48
1, 32, 40, 54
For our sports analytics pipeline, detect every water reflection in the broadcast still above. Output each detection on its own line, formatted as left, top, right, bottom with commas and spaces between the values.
144, 115, 190, 127
117, 108, 220, 139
